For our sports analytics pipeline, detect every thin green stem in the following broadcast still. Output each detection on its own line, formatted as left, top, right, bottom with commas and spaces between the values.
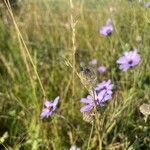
87, 122, 94, 150
92, 89, 102, 150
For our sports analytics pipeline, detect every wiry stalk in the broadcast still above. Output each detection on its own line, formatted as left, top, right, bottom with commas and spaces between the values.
4, 0, 46, 99
92, 89, 102, 150
69, 0, 77, 96
87, 122, 94, 150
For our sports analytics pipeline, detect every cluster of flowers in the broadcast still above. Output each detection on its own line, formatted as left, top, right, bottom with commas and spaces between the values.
40, 18, 141, 119
80, 19, 141, 115
80, 80, 113, 112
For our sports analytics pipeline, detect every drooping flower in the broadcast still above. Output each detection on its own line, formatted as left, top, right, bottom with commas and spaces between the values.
99, 19, 113, 36
40, 96, 60, 119
89, 59, 97, 65
116, 49, 141, 71
97, 65, 107, 73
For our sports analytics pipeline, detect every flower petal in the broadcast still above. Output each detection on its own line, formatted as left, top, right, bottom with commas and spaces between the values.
44, 101, 53, 107
80, 98, 90, 103
80, 104, 93, 112
97, 90, 106, 102
40, 108, 50, 119
53, 96, 60, 106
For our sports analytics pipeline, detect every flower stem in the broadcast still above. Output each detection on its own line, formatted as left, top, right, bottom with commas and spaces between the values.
87, 122, 94, 150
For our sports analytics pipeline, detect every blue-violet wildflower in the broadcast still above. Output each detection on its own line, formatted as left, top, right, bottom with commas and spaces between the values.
80, 80, 114, 112
99, 19, 113, 36
97, 65, 107, 73
41, 96, 60, 119
89, 59, 97, 65
116, 49, 141, 71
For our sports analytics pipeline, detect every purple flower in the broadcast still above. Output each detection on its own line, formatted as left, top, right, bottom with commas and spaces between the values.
97, 89, 112, 104
80, 80, 114, 112
95, 80, 113, 92
97, 65, 107, 73
99, 19, 113, 36
116, 49, 141, 71
80, 95, 95, 112
80, 91, 105, 113
41, 96, 60, 119
95, 80, 114, 102
89, 59, 97, 65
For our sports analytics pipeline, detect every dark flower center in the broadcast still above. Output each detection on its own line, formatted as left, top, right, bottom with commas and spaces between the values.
48, 106, 53, 111
96, 86, 107, 95
106, 30, 112, 36
103, 86, 107, 89
101, 86, 107, 91
128, 60, 133, 65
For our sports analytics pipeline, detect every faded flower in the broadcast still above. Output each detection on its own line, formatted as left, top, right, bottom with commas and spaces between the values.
79, 66, 97, 89
139, 103, 150, 116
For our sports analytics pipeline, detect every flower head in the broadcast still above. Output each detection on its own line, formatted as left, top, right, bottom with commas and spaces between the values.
97, 89, 112, 104
79, 66, 97, 89
139, 103, 150, 122
89, 59, 97, 65
116, 49, 141, 71
95, 80, 114, 104
97, 65, 107, 73
41, 96, 60, 119
80, 80, 114, 113
139, 103, 150, 116
99, 19, 113, 36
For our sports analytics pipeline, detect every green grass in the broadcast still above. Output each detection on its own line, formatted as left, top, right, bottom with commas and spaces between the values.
0, 0, 150, 149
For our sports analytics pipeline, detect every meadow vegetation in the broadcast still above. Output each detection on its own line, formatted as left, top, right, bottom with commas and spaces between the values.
0, 0, 150, 149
